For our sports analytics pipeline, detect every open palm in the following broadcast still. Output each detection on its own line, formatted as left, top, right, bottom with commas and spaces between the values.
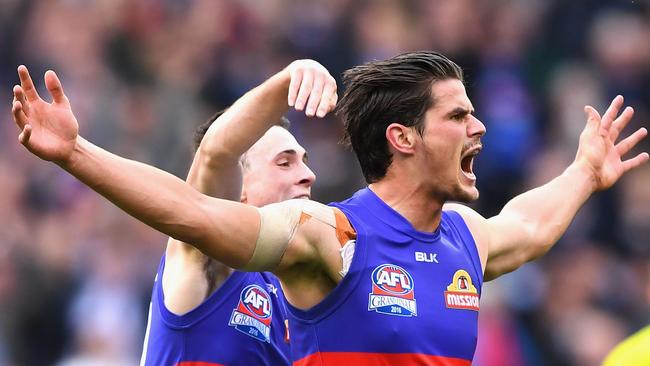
11, 65, 79, 164
576, 95, 648, 191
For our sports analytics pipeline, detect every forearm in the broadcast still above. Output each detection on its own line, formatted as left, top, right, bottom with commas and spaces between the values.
498, 162, 596, 254
62, 137, 209, 242
60, 137, 257, 268
200, 69, 291, 163
192, 69, 292, 197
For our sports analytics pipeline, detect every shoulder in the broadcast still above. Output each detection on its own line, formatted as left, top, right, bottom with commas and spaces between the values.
443, 203, 489, 265
443, 202, 487, 236
162, 239, 213, 315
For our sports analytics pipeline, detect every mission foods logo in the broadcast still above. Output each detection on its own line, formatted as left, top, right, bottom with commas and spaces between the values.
229, 284, 273, 342
368, 264, 417, 317
444, 269, 480, 311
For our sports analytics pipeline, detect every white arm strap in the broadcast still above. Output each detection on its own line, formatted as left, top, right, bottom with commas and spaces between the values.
241, 199, 335, 271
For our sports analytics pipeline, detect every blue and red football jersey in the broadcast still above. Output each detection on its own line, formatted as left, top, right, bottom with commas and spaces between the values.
288, 187, 483, 365
140, 256, 290, 366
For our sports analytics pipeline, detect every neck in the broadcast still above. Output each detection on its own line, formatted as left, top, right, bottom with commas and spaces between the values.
370, 175, 444, 232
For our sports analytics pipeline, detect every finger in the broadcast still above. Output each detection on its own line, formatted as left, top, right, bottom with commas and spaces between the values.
601, 95, 624, 131
17, 65, 41, 102
12, 100, 28, 129
13, 85, 30, 116
305, 74, 325, 117
616, 127, 648, 157
609, 106, 634, 142
45, 70, 70, 107
584, 106, 601, 130
294, 71, 314, 111
622, 152, 649, 173
18, 124, 32, 146
329, 92, 338, 112
316, 79, 337, 118
288, 70, 303, 107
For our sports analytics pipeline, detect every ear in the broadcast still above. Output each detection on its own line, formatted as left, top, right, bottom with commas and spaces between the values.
386, 123, 417, 155
240, 187, 248, 204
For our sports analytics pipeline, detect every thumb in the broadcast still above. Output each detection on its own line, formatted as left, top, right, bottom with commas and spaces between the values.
584, 105, 601, 130
45, 70, 70, 107
18, 124, 32, 146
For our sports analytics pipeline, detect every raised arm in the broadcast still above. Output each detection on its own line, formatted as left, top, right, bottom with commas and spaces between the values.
164, 60, 337, 312
10, 66, 273, 269
189, 59, 337, 198
449, 96, 648, 281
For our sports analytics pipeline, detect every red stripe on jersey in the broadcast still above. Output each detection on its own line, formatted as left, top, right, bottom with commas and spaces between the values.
293, 352, 471, 366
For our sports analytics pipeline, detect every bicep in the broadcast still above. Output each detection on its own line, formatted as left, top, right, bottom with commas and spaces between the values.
193, 198, 329, 273
484, 212, 537, 281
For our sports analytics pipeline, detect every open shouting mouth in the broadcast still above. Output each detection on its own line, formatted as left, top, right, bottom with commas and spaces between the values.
460, 144, 482, 181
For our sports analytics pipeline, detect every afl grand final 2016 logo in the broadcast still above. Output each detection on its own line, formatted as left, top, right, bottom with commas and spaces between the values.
368, 264, 417, 317
229, 284, 273, 342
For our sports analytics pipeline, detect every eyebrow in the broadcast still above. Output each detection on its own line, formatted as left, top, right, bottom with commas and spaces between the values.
446, 107, 475, 118
275, 149, 309, 163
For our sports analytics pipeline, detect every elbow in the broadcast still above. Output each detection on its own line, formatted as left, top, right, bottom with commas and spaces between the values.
165, 193, 216, 250
165, 216, 207, 249
197, 134, 244, 164
178, 195, 251, 269
528, 220, 564, 261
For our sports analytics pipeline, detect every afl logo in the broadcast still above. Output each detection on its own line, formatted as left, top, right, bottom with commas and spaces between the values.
229, 284, 273, 342
368, 264, 417, 317
241, 285, 272, 319
371, 264, 414, 295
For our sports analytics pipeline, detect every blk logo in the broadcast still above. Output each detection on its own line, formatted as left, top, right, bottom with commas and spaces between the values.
415, 251, 438, 263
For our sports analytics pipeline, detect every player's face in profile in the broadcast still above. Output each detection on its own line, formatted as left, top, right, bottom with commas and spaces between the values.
241, 126, 315, 207
417, 78, 486, 202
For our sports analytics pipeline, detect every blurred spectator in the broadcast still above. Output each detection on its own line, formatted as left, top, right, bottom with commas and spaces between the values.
1, 0, 648, 364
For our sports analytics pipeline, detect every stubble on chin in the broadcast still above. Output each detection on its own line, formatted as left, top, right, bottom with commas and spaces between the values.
447, 183, 479, 204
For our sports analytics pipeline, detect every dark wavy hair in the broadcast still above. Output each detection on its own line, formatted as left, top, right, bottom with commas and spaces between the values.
337, 51, 463, 183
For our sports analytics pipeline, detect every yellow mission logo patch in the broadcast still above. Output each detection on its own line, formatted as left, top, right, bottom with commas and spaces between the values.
444, 269, 480, 311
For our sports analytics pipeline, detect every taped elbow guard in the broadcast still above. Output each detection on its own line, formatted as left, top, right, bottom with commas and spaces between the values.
240, 199, 336, 272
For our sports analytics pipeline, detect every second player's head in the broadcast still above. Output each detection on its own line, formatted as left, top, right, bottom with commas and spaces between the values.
195, 112, 315, 208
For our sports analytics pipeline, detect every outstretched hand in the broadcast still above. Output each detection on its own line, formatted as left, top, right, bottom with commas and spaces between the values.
576, 95, 648, 191
286, 59, 338, 118
11, 66, 79, 165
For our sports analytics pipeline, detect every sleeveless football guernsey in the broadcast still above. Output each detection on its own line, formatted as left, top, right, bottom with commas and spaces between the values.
288, 187, 483, 365
140, 256, 290, 366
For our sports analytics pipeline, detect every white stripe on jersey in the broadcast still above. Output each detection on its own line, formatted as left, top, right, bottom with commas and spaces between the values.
139, 302, 153, 366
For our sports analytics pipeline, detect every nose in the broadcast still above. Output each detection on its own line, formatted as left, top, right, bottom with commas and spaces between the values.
469, 115, 486, 138
297, 161, 316, 187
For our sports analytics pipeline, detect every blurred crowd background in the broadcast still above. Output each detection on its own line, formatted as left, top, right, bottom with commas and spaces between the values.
0, 0, 649, 365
